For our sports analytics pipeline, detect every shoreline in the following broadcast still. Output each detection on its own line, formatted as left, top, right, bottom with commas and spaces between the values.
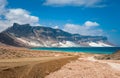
31, 47, 120, 54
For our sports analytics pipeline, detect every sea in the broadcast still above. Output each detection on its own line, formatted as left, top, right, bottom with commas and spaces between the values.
31, 47, 120, 54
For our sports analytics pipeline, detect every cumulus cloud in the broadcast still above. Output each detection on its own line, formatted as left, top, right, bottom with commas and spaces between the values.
84, 21, 99, 27
44, 0, 106, 7
5, 9, 40, 26
0, 0, 40, 32
0, 0, 7, 15
63, 21, 103, 36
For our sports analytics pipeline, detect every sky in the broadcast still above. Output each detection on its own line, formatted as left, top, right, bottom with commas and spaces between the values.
0, 0, 120, 46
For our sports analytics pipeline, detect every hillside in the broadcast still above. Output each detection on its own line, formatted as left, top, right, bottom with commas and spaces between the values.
0, 23, 113, 47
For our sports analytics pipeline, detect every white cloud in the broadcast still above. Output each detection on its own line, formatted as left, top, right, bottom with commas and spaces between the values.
0, 0, 7, 15
84, 21, 99, 27
0, 0, 40, 32
63, 21, 103, 36
44, 0, 105, 7
0, 20, 9, 31
5, 9, 40, 26
53, 26, 59, 29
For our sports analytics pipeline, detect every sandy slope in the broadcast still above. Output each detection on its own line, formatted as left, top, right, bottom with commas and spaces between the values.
0, 56, 78, 78
0, 46, 74, 59
46, 56, 120, 78
0, 46, 79, 78
95, 51, 120, 60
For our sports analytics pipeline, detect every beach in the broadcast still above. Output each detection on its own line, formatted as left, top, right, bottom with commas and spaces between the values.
0, 45, 78, 78
0, 45, 120, 78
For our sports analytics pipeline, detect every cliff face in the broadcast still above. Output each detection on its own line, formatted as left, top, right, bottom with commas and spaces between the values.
0, 23, 113, 47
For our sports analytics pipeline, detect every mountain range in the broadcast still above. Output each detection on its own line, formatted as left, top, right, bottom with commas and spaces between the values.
0, 23, 113, 47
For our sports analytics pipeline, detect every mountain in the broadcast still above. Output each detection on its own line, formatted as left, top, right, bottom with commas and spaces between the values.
0, 23, 113, 47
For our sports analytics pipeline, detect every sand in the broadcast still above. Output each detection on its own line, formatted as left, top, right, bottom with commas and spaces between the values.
0, 56, 78, 78
0, 45, 120, 78
0, 45, 78, 78
0, 45, 75, 59
46, 56, 120, 78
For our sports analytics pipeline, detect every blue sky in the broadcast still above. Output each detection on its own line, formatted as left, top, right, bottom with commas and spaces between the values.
0, 0, 120, 46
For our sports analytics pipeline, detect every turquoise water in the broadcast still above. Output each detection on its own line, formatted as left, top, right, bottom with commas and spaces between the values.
31, 47, 120, 54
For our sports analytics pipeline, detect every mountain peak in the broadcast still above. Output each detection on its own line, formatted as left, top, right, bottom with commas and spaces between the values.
13, 23, 20, 26
13, 23, 30, 27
